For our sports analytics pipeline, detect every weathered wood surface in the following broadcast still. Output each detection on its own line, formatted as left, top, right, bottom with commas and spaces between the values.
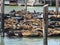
43, 4, 48, 45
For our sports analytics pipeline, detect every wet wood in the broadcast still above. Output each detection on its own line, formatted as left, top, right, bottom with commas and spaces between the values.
56, 0, 59, 15
43, 4, 48, 45
25, 0, 27, 11
1, 0, 4, 37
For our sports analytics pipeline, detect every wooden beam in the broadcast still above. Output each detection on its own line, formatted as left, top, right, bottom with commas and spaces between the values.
1, 0, 4, 37
43, 4, 48, 45
56, 0, 59, 15
25, 0, 27, 11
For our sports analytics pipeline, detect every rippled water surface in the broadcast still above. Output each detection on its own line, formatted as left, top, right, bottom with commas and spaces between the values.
3, 37, 60, 45
4, 6, 60, 13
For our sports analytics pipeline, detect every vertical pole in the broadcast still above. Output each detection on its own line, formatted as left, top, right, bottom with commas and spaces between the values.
0, 0, 4, 45
56, 0, 59, 15
25, 0, 27, 11
43, 4, 48, 45
1, 0, 4, 37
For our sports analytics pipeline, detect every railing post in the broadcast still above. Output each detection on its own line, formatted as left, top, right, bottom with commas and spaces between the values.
25, 0, 27, 11
56, 0, 59, 15
0, 0, 4, 45
43, 4, 48, 45
1, 0, 4, 37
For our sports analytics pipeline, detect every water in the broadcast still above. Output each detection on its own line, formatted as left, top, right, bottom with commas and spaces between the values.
1, 6, 60, 45
3, 37, 60, 45
4, 6, 60, 13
